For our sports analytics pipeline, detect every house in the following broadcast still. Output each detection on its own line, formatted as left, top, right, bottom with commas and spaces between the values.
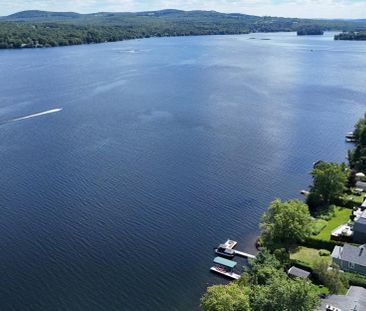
353, 200, 366, 243
317, 286, 366, 311
287, 266, 311, 279
331, 243, 366, 275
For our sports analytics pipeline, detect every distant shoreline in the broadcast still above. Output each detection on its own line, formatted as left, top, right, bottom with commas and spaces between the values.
1, 9, 365, 50
0, 30, 351, 51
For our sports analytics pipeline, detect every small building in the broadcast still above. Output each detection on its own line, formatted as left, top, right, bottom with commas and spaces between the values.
287, 266, 311, 279
331, 243, 366, 275
317, 286, 366, 311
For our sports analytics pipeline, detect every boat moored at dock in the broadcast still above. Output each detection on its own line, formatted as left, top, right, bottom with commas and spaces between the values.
210, 257, 240, 280
214, 244, 235, 259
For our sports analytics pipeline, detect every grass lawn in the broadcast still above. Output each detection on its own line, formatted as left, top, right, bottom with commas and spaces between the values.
314, 207, 352, 241
290, 246, 331, 268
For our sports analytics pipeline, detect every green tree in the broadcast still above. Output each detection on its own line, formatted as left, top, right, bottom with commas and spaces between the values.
347, 169, 357, 188
260, 199, 312, 250
308, 162, 348, 207
201, 283, 251, 311
250, 276, 320, 311
349, 113, 366, 172
313, 260, 348, 294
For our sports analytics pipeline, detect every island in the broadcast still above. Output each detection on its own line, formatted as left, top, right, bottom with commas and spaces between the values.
335, 31, 366, 41
297, 28, 324, 36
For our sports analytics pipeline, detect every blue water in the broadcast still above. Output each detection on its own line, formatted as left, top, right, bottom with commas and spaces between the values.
0, 32, 365, 311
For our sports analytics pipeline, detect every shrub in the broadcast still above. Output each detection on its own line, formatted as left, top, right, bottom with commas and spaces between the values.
344, 272, 366, 287
311, 219, 328, 235
319, 250, 331, 256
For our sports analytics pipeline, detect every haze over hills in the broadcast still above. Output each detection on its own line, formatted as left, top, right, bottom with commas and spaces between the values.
0, 9, 366, 49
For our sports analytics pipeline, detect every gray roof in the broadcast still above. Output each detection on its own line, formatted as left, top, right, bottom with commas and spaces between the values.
362, 198, 366, 209
318, 286, 366, 311
356, 181, 366, 190
332, 243, 366, 266
354, 213, 366, 233
287, 266, 311, 278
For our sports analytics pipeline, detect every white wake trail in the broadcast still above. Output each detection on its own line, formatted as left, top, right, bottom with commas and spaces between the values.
10, 108, 63, 122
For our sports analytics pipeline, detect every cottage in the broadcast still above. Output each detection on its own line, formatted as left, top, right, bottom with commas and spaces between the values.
287, 266, 311, 279
331, 243, 366, 275
317, 286, 366, 311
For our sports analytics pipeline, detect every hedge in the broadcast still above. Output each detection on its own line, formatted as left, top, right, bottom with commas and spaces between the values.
300, 237, 343, 251
344, 272, 366, 288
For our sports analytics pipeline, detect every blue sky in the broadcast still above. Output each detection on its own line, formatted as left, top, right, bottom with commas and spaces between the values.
1, 0, 366, 19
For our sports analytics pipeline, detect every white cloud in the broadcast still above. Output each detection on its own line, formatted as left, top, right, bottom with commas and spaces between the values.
1, 0, 366, 19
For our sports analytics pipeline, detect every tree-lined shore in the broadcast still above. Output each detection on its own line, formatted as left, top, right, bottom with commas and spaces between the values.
1, 9, 366, 49
201, 113, 366, 311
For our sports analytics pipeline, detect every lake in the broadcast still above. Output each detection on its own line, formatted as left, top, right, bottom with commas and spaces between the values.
0, 32, 365, 311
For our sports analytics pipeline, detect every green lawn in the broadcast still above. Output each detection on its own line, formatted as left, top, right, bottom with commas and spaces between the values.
313, 207, 352, 241
290, 246, 331, 268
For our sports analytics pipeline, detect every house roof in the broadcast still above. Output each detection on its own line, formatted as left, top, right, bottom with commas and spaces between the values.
332, 243, 366, 266
354, 212, 366, 233
362, 198, 366, 208
287, 266, 311, 278
317, 286, 366, 311
356, 181, 366, 190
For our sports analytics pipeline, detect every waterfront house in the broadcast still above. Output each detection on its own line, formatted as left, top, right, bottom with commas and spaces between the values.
353, 199, 366, 243
331, 243, 366, 275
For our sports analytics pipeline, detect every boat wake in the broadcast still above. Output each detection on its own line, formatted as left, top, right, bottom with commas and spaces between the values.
3, 108, 63, 124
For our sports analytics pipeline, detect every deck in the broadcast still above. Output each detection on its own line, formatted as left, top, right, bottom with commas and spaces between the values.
210, 267, 241, 280
220, 239, 256, 259
233, 250, 256, 259
222, 239, 237, 249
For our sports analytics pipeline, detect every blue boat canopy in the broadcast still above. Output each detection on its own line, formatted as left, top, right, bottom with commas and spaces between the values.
213, 257, 237, 268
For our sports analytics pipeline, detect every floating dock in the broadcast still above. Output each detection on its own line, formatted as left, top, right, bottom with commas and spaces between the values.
220, 239, 256, 259
210, 266, 240, 280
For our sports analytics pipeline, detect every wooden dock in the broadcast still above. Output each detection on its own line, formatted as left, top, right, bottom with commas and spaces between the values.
233, 250, 256, 259
210, 267, 240, 280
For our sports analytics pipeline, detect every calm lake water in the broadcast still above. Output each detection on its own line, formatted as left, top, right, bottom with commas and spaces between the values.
0, 32, 365, 310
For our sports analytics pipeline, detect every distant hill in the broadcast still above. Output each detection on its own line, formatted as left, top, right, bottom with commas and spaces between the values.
1, 9, 366, 49
6, 10, 81, 19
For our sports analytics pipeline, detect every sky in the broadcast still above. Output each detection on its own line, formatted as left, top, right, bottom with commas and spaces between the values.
1, 0, 366, 19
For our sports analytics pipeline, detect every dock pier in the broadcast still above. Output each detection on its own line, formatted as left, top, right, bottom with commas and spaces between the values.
233, 250, 256, 259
